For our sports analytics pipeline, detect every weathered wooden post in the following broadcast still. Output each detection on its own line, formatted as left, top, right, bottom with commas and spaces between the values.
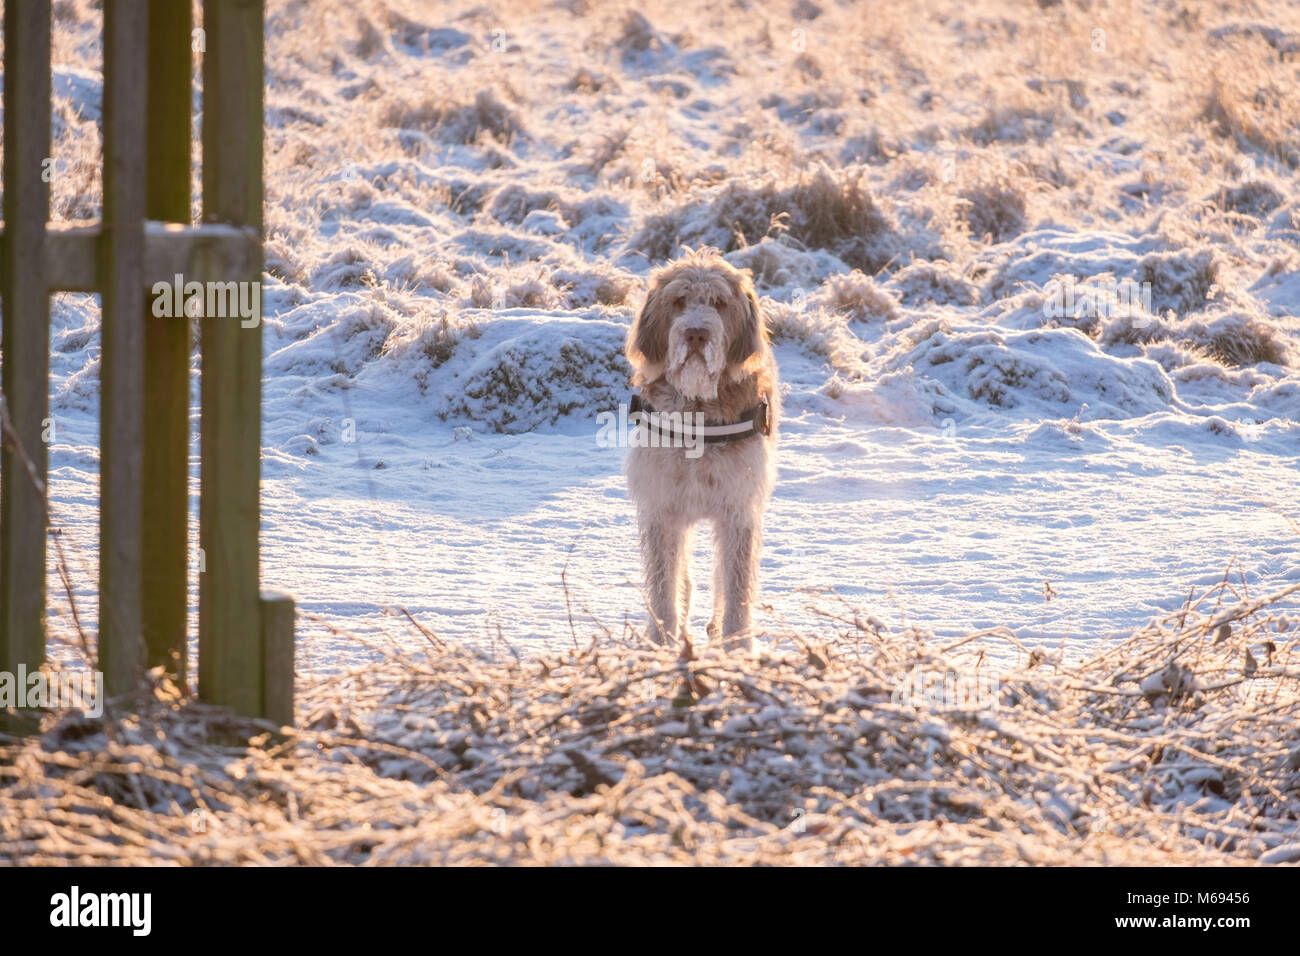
99, 0, 150, 697
0, 0, 53, 688
142, 0, 196, 684
261, 590, 296, 727
0, 0, 294, 728
198, 0, 275, 719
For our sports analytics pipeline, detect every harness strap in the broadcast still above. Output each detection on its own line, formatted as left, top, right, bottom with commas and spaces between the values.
629, 394, 770, 445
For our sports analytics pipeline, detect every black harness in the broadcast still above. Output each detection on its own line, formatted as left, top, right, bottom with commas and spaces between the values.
629, 393, 771, 445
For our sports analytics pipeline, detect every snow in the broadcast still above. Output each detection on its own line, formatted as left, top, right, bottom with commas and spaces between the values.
20, 0, 1300, 683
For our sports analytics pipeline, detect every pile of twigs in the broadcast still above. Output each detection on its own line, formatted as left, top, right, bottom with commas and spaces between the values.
3, 579, 1299, 865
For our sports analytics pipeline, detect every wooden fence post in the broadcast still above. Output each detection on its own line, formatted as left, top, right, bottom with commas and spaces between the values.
99, 0, 150, 698
198, 0, 267, 718
142, 0, 195, 684
0, 0, 291, 729
261, 591, 295, 727
0, 0, 53, 683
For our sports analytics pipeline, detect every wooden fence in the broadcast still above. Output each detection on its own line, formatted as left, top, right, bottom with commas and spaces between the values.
0, 0, 293, 725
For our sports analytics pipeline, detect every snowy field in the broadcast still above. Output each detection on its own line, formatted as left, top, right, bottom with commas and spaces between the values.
28, 0, 1300, 678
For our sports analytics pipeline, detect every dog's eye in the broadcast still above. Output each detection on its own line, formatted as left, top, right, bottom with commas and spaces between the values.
673, 296, 685, 310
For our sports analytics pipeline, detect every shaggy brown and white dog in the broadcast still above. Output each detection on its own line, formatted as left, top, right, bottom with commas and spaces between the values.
624, 249, 779, 649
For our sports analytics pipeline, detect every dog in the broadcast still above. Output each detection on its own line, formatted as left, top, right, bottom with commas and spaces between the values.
624, 248, 779, 650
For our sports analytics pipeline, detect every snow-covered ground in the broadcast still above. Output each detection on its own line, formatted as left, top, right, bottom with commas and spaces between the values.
27, 0, 1300, 677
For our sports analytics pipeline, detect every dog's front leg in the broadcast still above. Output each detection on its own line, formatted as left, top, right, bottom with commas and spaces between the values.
676, 526, 695, 643
640, 516, 685, 645
716, 520, 759, 642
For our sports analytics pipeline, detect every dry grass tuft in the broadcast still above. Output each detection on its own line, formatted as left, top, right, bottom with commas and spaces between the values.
819, 270, 901, 322
892, 258, 980, 306
1217, 180, 1286, 218
382, 89, 521, 145
785, 166, 896, 271
1138, 248, 1221, 316
380, 310, 479, 381
958, 179, 1027, 244
1100, 307, 1290, 368
634, 165, 898, 271
1202, 68, 1300, 169
617, 11, 663, 54
764, 302, 864, 373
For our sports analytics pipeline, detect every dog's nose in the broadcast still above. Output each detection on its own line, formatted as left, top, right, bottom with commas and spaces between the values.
684, 328, 709, 350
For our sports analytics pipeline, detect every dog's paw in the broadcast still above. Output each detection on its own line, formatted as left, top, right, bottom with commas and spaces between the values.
643, 620, 672, 647
721, 634, 754, 655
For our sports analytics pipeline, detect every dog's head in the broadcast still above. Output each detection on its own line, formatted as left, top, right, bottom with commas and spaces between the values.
626, 249, 766, 400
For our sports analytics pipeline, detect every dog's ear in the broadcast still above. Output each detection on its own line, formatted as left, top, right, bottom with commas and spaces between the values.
628, 280, 670, 369
727, 272, 764, 366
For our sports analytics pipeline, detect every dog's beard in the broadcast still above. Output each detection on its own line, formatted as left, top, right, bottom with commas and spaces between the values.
667, 341, 723, 400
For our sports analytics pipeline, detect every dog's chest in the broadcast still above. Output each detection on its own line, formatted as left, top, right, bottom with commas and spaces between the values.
627, 439, 772, 517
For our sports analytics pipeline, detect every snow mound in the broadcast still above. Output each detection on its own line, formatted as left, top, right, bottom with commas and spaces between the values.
264, 295, 633, 436
889, 259, 980, 307
426, 314, 631, 434
880, 321, 1174, 419
977, 228, 1219, 317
